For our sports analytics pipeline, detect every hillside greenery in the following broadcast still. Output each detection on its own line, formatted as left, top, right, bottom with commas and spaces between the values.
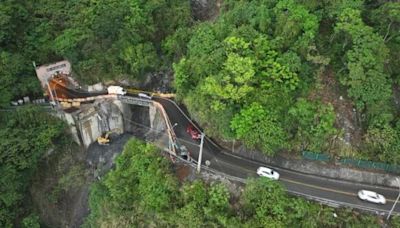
1, 0, 400, 163
173, 0, 400, 162
0, 106, 66, 227
85, 139, 400, 227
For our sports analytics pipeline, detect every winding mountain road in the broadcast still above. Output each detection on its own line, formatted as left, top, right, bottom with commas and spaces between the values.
153, 96, 400, 215
51, 82, 400, 215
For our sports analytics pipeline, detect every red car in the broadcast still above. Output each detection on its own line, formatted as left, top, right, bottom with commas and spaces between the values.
186, 124, 201, 140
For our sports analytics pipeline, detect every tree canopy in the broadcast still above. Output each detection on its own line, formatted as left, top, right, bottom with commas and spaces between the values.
0, 106, 66, 227
172, 0, 400, 161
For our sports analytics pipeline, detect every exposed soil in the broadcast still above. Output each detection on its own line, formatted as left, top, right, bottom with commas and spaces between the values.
190, 0, 222, 21
175, 163, 192, 182
174, 160, 244, 200
30, 143, 89, 228
309, 68, 362, 153
86, 134, 134, 178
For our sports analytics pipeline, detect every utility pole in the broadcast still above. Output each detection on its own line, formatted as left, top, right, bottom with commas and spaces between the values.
197, 133, 205, 173
387, 178, 400, 221
33, 61, 56, 105
169, 123, 178, 154
46, 81, 56, 106
53, 81, 60, 106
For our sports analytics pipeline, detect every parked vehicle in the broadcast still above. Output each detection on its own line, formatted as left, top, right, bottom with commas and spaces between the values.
257, 167, 280, 180
357, 190, 386, 204
186, 124, 201, 140
138, 92, 152, 99
97, 128, 122, 145
107, 86, 127, 95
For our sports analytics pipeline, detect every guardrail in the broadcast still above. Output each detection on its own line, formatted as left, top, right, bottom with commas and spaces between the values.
56, 94, 117, 102
127, 88, 175, 98
340, 158, 400, 174
173, 154, 397, 216
303, 151, 400, 174
153, 101, 177, 156
302, 151, 331, 162
119, 95, 151, 107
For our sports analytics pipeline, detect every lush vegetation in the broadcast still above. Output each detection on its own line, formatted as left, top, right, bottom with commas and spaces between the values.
0, 0, 192, 106
173, 0, 400, 162
85, 139, 400, 227
0, 106, 66, 227
1, 0, 400, 163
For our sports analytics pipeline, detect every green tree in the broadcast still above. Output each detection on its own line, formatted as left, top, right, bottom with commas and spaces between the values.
391, 215, 400, 228
51, 0, 192, 83
252, 37, 300, 92
173, 181, 232, 227
173, 0, 316, 146
288, 98, 337, 152
365, 123, 400, 164
273, 0, 319, 56
334, 8, 392, 125
21, 214, 40, 228
208, 183, 230, 212
85, 139, 179, 227
176, 35, 300, 139
241, 178, 288, 227
370, 2, 400, 42
230, 104, 285, 156
163, 27, 193, 61
104, 140, 178, 212
369, 2, 400, 83
205, 183, 231, 225
0, 0, 22, 47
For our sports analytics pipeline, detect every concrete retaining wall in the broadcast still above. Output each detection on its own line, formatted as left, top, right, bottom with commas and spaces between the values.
57, 99, 126, 148
76, 107, 102, 148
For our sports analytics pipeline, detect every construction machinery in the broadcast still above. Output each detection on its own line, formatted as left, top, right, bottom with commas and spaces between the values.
97, 128, 122, 145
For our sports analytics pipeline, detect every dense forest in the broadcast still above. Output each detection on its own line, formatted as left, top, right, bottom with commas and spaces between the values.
1, 0, 400, 226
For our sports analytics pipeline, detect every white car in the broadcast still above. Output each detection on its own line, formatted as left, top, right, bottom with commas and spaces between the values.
358, 190, 386, 204
257, 167, 280, 180
138, 92, 152, 99
10, 101, 19, 106
107, 86, 127, 95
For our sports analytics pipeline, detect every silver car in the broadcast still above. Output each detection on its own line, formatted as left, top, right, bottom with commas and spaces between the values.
358, 190, 386, 204
138, 92, 152, 99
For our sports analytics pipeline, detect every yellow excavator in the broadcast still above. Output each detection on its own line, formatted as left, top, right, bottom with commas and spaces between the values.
97, 128, 122, 145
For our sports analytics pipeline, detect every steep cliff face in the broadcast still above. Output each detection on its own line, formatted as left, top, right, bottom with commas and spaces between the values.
190, 0, 221, 21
